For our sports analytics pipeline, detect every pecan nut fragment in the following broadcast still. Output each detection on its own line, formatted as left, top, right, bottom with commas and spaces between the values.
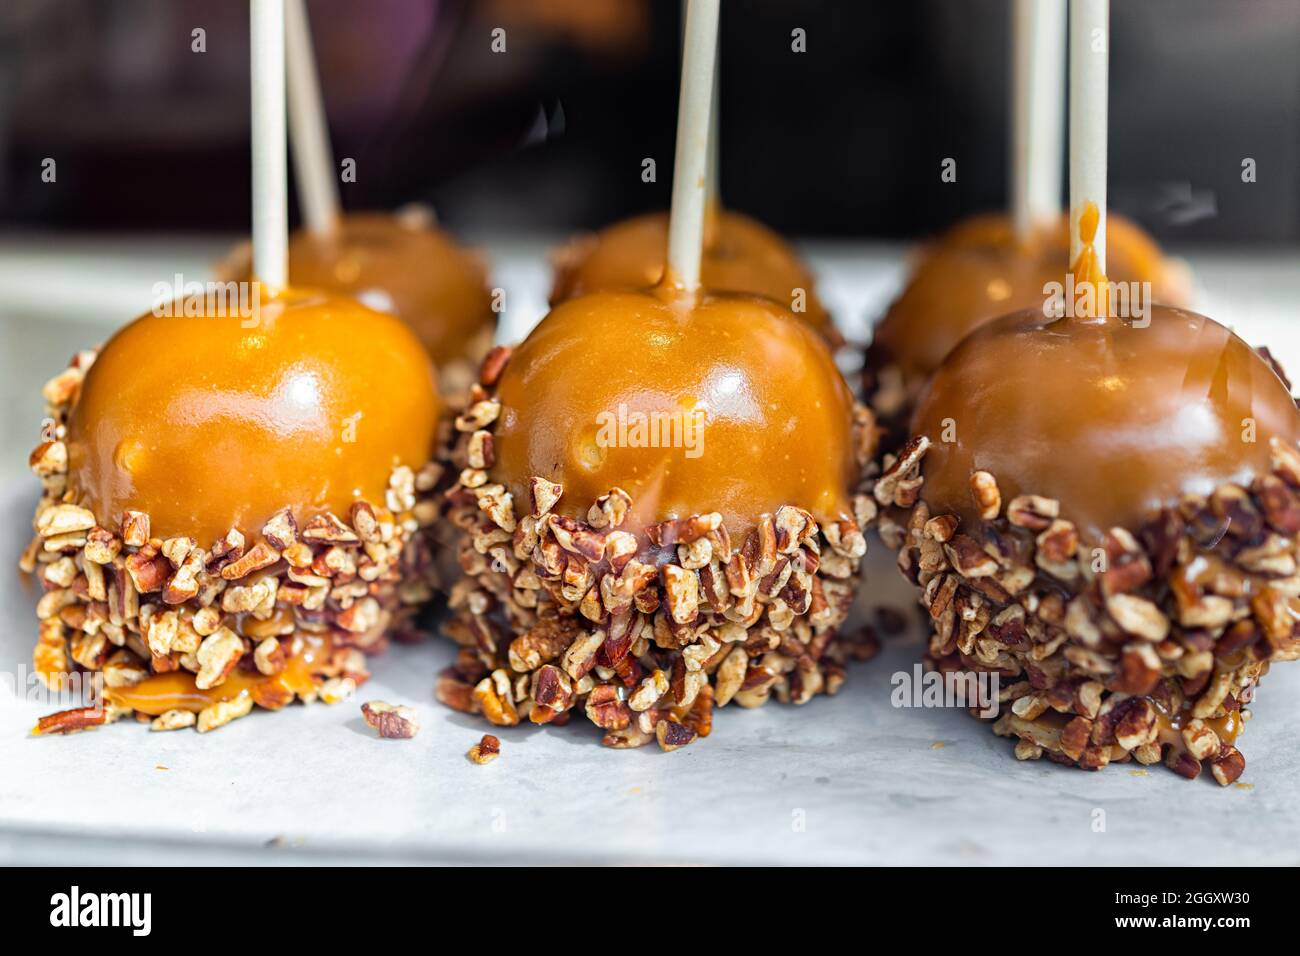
1181, 718, 1222, 761
37, 504, 96, 539
478, 345, 512, 387
655, 719, 697, 752
33, 706, 107, 735
361, 700, 421, 738
509, 615, 581, 672
1210, 746, 1245, 786
944, 534, 998, 578
150, 709, 197, 732
473, 669, 520, 726
436, 668, 479, 714
1105, 593, 1170, 643
219, 541, 281, 581
1005, 495, 1059, 531
873, 436, 929, 507
301, 513, 360, 545
197, 695, 253, 732
468, 734, 501, 764
528, 477, 563, 517
585, 683, 631, 730
529, 664, 574, 723
261, 508, 299, 549
195, 627, 245, 690
969, 471, 1001, 520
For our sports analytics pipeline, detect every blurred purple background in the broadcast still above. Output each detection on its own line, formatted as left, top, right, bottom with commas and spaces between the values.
0, 0, 1296, 242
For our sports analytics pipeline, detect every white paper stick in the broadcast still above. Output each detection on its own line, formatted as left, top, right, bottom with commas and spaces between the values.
1068, 0, 1108, 272
1011, 0, 1065, 242
286, 0, 340, 238
681, 0, 721, 210
666, 0, 721, 296
251, 0, 288, 292
705, 51, 720, 210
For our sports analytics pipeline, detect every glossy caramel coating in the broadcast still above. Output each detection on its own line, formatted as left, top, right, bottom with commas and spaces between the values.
549, 209, 836, 342
493, 288, 857, 534
66, 288, 440, 543
228, 211, 494, 367
871, 212, 1189, 385
912, 304, 1300, 543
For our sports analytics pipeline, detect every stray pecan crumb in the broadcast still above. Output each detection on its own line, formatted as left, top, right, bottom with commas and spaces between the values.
361, 700, 420, 739
467, 734, 501, 764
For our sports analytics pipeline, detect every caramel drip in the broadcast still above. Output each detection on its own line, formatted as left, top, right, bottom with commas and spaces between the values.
1152, 698, 1243, 748
870, 211, 1187, 387
1017, 696, 1241, 748
1068, 201, 1110, 321
106, 633, 333, 716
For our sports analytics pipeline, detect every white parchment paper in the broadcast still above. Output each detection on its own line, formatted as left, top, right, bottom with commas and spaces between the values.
1, 243, 1297, 865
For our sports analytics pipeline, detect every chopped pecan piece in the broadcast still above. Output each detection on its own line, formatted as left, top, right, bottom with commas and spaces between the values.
468, 734, 501, 764
473, 670, 520, 726
1005, 495, 1059, 531
301, 513, 359, 544
33, 706, 107, 735
585, 683, 631, 730
195, 627, 245, 690
261, 508, 299, 548
219, 541, 281, 580
1210, 746, 1245, 786
655, 719, 697, 752
528, 477, 563, 517
969, 471, 1001, 520
479, 345, 512, 386
150, 709, 197, 732
197, 695, 253, 733
120, 509, 151, 546
361, 700, 421, 738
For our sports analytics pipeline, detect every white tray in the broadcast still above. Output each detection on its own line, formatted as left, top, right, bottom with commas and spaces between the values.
1, 241, 1299, 865
4, 471, 1300, 866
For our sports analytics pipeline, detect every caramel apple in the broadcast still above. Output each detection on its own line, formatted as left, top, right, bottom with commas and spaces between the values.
911, 305, 1297, 544
865, 211, 1190, 432
25, 287, 444, 734
549, 209, 839, 346
221, 209, 496, 395
876, 271, 1300, 783
437, 284, 877, 751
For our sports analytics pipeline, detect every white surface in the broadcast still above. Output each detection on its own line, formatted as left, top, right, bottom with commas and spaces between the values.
0, 236, 1299, 865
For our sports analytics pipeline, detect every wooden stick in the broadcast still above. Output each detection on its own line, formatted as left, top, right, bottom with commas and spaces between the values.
286, 0, 340, 238
1068, 0, 1108, 272
665, 0, 721, 296
1011, 0, 1065, 243
251, 0, 288, 292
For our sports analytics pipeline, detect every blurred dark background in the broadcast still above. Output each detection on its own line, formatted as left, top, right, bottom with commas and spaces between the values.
0, 0, 1296, 243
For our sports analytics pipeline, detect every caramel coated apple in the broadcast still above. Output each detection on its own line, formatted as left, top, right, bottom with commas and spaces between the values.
227, 211, 494, 368
492, 287, 858, 534
870, 212, 1189, 388
66, 287, 441, 544
911, 304, 1300, 543
549, 209, 836, 343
